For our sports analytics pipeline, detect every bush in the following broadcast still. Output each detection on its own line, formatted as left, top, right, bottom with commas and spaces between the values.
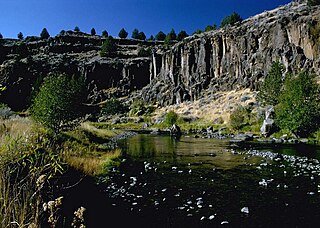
164, 111, 178, 126
74, 26, 80, 32
155, 31, 166, 41
101, 99, 127, 115
91, 28, 96, 36
275, 72, 320, 137
31, 73, 86, 134
118, 28, 128, 39
229, 106, 251, 130
129, 99, 155, 116
220, 12, 242, 27
192, 29, 202, 35
138, 47, 152, 57
308, 0, 320, 6
257, 61, 284, 106
40, 28, 50, 39
205, 24, 217, 32
100, 36, 116, 57
177, 30, 188, 41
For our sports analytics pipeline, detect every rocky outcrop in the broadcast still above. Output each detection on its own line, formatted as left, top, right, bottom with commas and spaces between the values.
0, 1, 319, 110
142, 1, 320, 106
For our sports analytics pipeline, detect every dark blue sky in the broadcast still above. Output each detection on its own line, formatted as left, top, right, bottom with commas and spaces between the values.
0, 0, 291, 39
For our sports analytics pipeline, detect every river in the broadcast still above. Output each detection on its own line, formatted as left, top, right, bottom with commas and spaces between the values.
88, 134, 320, 227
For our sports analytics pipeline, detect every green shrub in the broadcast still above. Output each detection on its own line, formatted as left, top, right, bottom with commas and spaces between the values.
100, 36, 116, 57
275, 72, 320, 137
40, 28, 50, 39
229, 106, 251, 130
31, 73, 86, 135
118, 28, 128, 39
164, 111, 178, 126
101, 99, 127, 115
220, 12, 242, 27
257, 61, 284, 106
205, 24, 217, 32
129, 99, 155, 116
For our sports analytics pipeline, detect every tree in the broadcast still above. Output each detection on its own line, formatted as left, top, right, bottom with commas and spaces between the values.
74, 26, 80, 32
148, 35, 155, 41
118, 28, 128, 39
138, 31, 146, 40
220, 12, 242, 27
192, 29, 202, 35
31, 73, 86, 134
155, 31, 166, 41
308, 0, 320, 6
165, 29, 177, 45
17, 32, 24, 40
100, 36, 116, 57
177, 30, 188, 41
275, 72, 320, 137
60, 30, 66, 35
0, 33, 3, 39
205, 24, 217, 32
40, 28, 50, 39
132, 28, 139, 39
102, 30, 108, 37
91, 28, 96, 36
257, 61, 284, 106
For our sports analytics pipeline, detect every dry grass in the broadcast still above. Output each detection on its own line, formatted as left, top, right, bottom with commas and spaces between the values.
155, 89, 257, 124
63, 148, 121, 176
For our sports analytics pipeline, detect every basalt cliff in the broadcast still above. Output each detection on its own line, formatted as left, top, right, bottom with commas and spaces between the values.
0, 0, 319, 110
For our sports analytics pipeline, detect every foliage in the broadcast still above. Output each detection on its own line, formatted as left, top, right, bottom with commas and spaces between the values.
31, 73, 86, 135
177, 30, 188, 41
118, 28, 128, 39
0, 33, 3, 39
138, 31, 146, 40
100, 36, 116, 57
101, 99, 127, 115
102, 30, 109, 37
132, 28, 140, 39
59, 30, 66, 35
74, 26, 80, 32
220, 12, 242, 27
257, 61, 284, 106
308, 0, 320, 6
193, 29, 202, 35
40, 28, 50, 39
155, 31, 166, 41
205, 24, 217, 32
275, 72, 320, 137
164, 111, 179, 126
91, 27, 96, 36
148, 35, 155, 41
164, 29, 177, 45
229, 105, 252, 130
17, 32, 23, 40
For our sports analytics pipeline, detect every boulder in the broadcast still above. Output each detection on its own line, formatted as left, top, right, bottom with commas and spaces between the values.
170, 124, 182, 136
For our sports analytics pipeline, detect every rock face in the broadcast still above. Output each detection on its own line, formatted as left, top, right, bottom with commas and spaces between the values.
142, 1, 320, 106
0, 1, 319, 110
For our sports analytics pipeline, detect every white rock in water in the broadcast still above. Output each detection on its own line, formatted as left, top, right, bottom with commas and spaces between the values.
241, 207, 249, 214
221, 221, 229, 225
209, 215, 215, 220
200, 216, 205, 221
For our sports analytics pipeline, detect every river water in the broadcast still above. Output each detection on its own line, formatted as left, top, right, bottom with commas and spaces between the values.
99, 134, 320, 227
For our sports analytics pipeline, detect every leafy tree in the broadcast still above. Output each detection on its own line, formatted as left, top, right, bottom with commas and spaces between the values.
148, 35, 155, 41
155, 31, 166, 41
229, 106, 252, 130
102, 30, 109, 37
165, 111, 178, 126
17, 32, 24, 40
220, 12, 242, 27
0, 33, 3, 39
132, 28, 139, 39
275, 72, 320, 137
177, 30, 188, 41
118, 28, 128, 39
74, 26, 80, 32
192, 29, 202, 35
257, 61, 284, 106
205, 24, 217, 32
40, 28, 50, 39
91, 28, 96, 36
101, 99, 127, 115
100, 36, 116, 57
138, 31, 146, 40
308, 0, 320, 6
31, 73, 86, 134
